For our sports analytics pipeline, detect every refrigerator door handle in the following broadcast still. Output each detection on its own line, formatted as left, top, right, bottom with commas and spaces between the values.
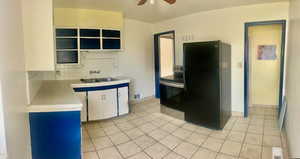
160, 81, 184, 89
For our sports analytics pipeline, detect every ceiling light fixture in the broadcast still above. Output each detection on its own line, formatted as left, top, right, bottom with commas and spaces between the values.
137, 0, 176, 6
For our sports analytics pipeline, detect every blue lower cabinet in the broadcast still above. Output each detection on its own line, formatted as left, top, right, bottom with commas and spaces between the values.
29, 111, 81, 159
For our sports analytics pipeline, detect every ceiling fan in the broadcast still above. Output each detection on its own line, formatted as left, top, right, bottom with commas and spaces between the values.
137, 0, 176, 6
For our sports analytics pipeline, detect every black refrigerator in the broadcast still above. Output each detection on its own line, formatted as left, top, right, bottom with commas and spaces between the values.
183, 41, 231, 129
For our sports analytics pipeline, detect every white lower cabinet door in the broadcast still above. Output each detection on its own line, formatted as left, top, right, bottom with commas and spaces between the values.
74, 92, 87, 122
118, 87, 129, 115
88, 89, 118, 121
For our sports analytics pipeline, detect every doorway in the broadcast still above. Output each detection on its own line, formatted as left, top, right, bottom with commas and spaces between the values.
244, 20, 286, 117
154, 31, 175, 98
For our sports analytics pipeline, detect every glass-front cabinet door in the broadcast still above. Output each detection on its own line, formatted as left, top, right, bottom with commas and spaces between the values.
102, 29, 121, 50
55, 28, 79, 64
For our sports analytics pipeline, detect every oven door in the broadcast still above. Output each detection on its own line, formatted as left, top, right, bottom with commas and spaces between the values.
160, 81, 185, 111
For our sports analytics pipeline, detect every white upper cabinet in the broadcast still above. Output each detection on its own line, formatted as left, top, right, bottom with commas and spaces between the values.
22, 0, 55, 71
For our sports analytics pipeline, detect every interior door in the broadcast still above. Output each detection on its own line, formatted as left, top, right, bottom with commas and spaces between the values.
74, 92, 87, 122
118, 87, 129, 115
88, 89, 117, 121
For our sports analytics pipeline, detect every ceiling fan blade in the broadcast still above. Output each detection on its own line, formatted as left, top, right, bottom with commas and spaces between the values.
163, 0, 176, 5
138, 0, 147, 5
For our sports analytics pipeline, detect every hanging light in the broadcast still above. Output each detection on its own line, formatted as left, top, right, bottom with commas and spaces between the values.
150, 0, 155, 5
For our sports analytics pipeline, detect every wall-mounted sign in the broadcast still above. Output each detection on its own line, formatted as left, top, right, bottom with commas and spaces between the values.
257, 45, 277, 60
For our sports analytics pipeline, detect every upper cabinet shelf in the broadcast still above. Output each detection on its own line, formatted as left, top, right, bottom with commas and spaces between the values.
102, 30, 120, 38
55, 28, 122, 64
56, 29, 78, 37
80, 29, 101, 37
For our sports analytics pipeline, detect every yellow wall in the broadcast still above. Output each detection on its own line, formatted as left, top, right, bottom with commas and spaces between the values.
54, 8, 123, 29
249, 24, 282, 106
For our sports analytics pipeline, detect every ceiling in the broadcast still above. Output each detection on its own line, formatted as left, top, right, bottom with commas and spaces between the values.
54, 0, 288, 23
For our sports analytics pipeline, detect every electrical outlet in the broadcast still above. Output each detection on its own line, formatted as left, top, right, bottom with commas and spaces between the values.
134, 94, 141, 100
272, 147, 283, 159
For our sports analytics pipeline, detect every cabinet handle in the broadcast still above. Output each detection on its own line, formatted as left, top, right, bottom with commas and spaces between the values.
101, 95, 106, 100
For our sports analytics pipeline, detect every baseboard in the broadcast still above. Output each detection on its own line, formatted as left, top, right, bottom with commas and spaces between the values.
251, 104, 278, 108
130, 98, 245, 118
129, 96, 158, 105
232, 111, 244, 117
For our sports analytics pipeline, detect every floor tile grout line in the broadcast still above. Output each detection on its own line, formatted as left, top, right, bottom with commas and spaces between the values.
237, 115, 250, 159
82, 103, 284, 159
116, 110, 161, 159
115, 111, 175, 159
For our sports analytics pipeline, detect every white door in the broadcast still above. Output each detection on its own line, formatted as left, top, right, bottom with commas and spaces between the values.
74, 92, 87, 122
88, 89, 118, 121
118, 87, 129, 115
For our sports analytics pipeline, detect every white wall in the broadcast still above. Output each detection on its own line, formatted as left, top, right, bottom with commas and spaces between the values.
119, 19, 155, 100
285, 0, 300, 158
0, 0, 30, 159
154, 2, 289, 113
26, 72, 44, 104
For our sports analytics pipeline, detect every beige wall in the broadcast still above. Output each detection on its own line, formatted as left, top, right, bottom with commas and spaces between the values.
0, 0, 30, 158
118, 19, 155, 100
160, 38, 174, 77
249, 24, 282, 106
285, 0, 300, 158
154, 2, 289, 112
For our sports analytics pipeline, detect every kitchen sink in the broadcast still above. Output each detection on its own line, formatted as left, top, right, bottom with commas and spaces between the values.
80, 77, 118, 83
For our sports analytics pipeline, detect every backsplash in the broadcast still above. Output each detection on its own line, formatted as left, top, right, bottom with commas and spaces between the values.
26, 52, 122, 103
26, 71, 44, 104
46, 52, 121, 80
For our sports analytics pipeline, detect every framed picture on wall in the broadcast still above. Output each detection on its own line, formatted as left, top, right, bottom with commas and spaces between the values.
257, 45, 277, 60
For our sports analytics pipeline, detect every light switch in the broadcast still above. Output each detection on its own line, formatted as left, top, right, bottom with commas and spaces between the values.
237, 62, 243, 68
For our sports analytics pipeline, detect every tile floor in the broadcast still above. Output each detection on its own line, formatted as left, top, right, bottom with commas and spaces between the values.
82, 99, 289, 159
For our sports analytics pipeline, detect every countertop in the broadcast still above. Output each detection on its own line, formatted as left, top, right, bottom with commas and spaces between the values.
28, 78, 131, 113
160, 75, 184, 83
71, 78, 130, 88
28, 80, 83, 113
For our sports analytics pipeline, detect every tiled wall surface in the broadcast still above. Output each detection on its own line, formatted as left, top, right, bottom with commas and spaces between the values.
54, 52, 121, 80
26, 71, 44, 104
26, 52, 139, 102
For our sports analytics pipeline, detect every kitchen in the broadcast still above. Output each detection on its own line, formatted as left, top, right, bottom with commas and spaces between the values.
0, 0, 292, 159
26, 2, 232, 158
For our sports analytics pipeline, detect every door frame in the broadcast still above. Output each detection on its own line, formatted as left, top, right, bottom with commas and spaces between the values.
154, 30, 176, 98
244, 20, 287, 117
